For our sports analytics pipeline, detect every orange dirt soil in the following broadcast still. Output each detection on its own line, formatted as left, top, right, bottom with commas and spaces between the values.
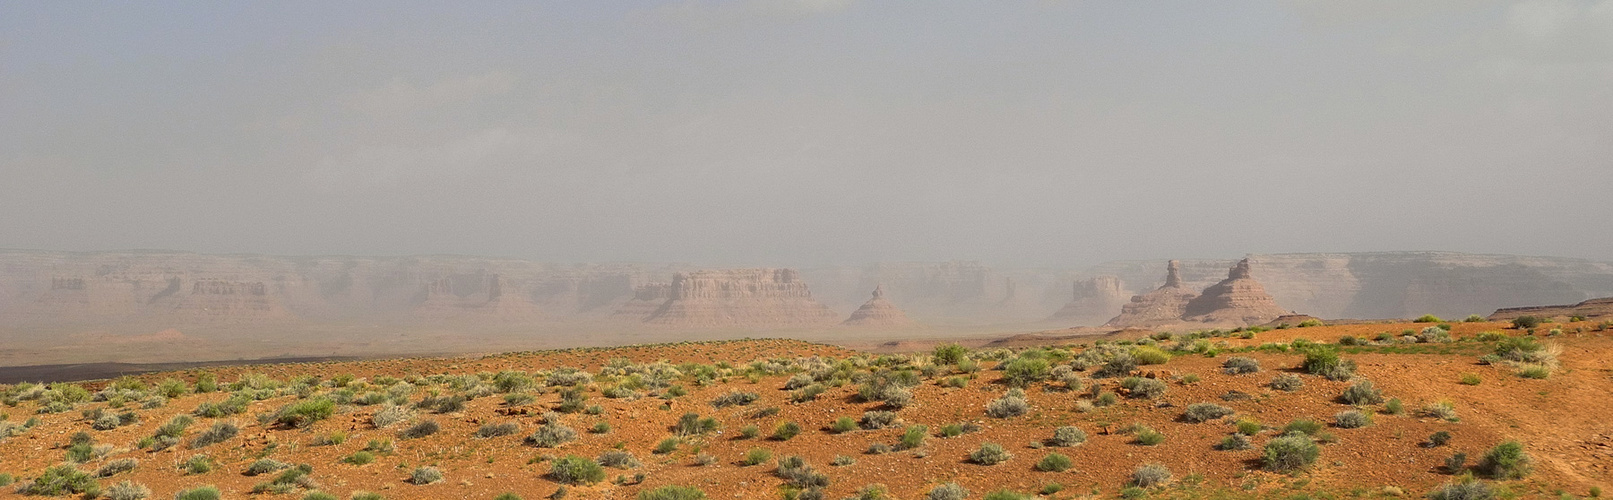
0, 323, 1609, 499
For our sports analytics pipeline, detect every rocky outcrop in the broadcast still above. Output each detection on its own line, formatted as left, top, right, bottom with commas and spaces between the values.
842, 285, 916, 327
1489, 297, 1613, 321
1183, 259, 1290, 327
1105, 261, 1199, 328
1046, 276, 1129, 326
643, 269, 838, 328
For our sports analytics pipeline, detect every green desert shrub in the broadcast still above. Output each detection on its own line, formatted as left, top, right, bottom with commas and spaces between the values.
1415, 314, 1443, 323
860, 410, 898, 430
245, 458, 291, 476
1263, 434, 1320, 472
1036, 453, 1072, 472
1475, 441, 1531, 479
1511, 316, 1542, 329
673, 413, 719, 436
274, 398, 334, 428
710, 391, 759, 408
774, 455, 829, 489
740, 448, 772, 466
637, 486, 707, 500
181, 454, 212, 475
1001, 357, 1051, 387
1133, 426, 1165, 446
1301, 346, 1356, 381
20, 464, 99, 496
933, 344, 969, 365
1217, 433, 1252, 451
772, 421, 801, 441
969, 442, 1012, 465
1131, 346, 1170, 365
831, 416, 857, 434
897, 424, 928, 450
173, 485, 222, 500
1282, 418, 1324, 436
653, 437, 680, 454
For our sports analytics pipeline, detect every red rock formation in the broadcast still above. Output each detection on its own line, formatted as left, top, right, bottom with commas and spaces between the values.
643, 269, 838, 328
1183, 259, 1290, 327
1046, 276, 1129, 326
842, 285, 916, 327
1104, 261, 1198, 328
1488, 297, 1613, 321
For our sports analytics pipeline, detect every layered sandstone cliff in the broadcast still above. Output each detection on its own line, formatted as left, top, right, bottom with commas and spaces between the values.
842, 285, 916, 327
1046, 276, 1129, 326
1105, 261, 1199, 328
611, 282, 672, 321
412, 272, 542, 322
642, 269, 839, 327
1182, 259, 1289, 326
1489, 297, 1613, 321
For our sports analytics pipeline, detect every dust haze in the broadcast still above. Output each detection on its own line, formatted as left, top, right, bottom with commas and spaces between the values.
2, 2, 1612, 366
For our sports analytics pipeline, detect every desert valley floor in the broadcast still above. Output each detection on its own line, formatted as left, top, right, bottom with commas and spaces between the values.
0, 320, 1608, 499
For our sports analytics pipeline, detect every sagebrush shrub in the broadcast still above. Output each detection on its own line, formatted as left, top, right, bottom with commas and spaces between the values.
1334, 410, 1372, 429
190, 421, 239, 448
399, 420, 441, 440
476, 421, 520, 439
969, 442, 1012, 465
103, 480, 150, 500
1221, 357, 1260, 375
598, 450, 641, 469
1271, 373, 1304, 392
927, 483, 969, 500
1340, 379, 1384, 405
1132, 463, 1171, 488
1217, 434, 1251, 451
985, 394, 1028, 418
409, 466, 443, 485
1263, 434, 1320, 471
1120, 377, 1166, 399
95, 458, 138, 478
860, 410, 897, 429
741, 448, 772, 466
1183, 403, 1234, 423
1427, 479, 1494, 500
527, 422, 576, 447
1050, 426, 1087, 447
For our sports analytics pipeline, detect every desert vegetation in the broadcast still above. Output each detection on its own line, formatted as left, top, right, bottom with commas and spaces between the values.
0, 322, 1599, 499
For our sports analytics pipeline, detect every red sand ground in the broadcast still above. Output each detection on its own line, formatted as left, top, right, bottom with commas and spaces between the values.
0, 323, 1608, 499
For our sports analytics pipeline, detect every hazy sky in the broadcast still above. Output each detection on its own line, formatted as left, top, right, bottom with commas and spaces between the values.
2, 1, 1609, 267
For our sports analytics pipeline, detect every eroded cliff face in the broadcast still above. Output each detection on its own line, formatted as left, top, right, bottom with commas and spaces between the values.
1046, 276, 1129, 326
411, 272, 542, 322
642, 269, 839, 327
1489, 297, 1613, 321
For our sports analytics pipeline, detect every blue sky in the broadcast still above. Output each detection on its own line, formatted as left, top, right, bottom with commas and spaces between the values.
1, 1, 1609, 266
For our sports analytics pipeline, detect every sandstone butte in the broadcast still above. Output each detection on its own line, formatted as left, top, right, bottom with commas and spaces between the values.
1182, 258, 1291, 326
641, 268, 840, 327
411, 272, 543, 322
840, 284, 917, 327
1104, 260, 1199, 328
